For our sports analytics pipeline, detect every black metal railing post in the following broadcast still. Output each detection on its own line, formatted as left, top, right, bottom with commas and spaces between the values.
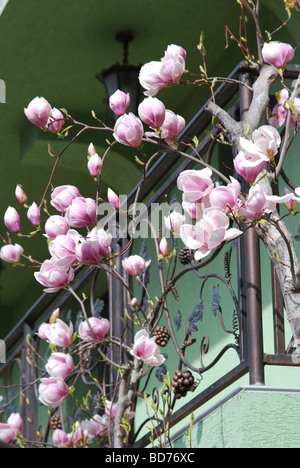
238, 70, 265, 385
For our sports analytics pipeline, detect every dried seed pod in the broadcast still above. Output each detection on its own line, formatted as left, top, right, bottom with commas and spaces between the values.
179, 248, 194, 265
172, 369, 195, 399
50, 412, 62, 431
153, 326, 170, 347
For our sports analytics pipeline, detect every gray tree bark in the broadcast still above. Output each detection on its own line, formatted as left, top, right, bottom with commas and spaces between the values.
206, 64, 300, 363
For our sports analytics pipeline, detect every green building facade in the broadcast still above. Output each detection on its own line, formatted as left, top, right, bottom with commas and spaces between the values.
0, 0, 300, 449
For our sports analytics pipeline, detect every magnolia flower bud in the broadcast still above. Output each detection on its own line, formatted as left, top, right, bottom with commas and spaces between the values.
43, 318, 74, 348
27, 202, 41, 227
122, 255, 151, 276
15, 185, 28, 205
24, 97, 52, 128
262, 41, 295, 70
138, 97, 166, 129
159, 238, 170, 258
0, 244, 23, 264
78, 317, 110, 343
4, 206, 21, 233
47, 108, 65, 133
107, 188, 120, 210
87, 152, 103, 178
7, 413, 23, 434
38, 376, 69, 408
88, 143, 96, 156
113, 113, 144, 147
0, 423, 16, 445
50, 185, 82, 213
65, 197, 98, 228
44, 215, 70, 240
45, 352, 74, 379
109, 89, 130, 116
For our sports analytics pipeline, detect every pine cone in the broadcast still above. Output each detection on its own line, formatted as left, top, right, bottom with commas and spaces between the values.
153, 326, 170, 347
179, 248, 194, 265
50, 412, 62, 431
172, 369, 195, 399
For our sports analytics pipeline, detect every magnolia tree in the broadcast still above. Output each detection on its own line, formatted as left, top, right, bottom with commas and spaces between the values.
1, 0, 300, 449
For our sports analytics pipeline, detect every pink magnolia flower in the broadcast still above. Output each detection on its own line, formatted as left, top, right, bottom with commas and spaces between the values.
81, 415, 108, 441
105, 401, 135, 421
160, 110, 185, 148
0, 244, 23, 264
49, 231, 79, 268
182, 201, 204, 221
180, 208, 242, 261
164, 211, 186, 237
88, 142, 96, 156
283, 187, 297, 213
88, 227, 112, 258
107, 188, 120, 210
43, 318, 74, 348
139, 60, 168, 97
234, 151, 266, 184
27, 202, 41, 227
160, 48, 186, 84
87, 152, 103, 178
78, 317, 110, 343
177, 168, 214, 205
138, 97, 166, 129
240, 125, 281, 162
38, 376, 69, 408
269, 89, 300, 130
269, 102, 288, 129
238, 185, 268, 221
130, 329, 165, 367
4, 206, 21, 233
15, 184, 28, 205
37, 322, 51, 340
52, 429, 72, 448
45, 352, 74, 379
252, 125, 281, 158
139, 44, 186, 97
264, 189, 296, 213
262, 41, 295, 69
65, 197, 98, 228
0, 423, 16, 445
24, 96, 52, 128
49, 308, 60, 324
113, 113, 144, 147
75, 239, 101, 265
164, 44, 186, 61
50, 185, 82, 213
44, 215, 70, 240
109, 89, 130, 116
122, 255, 151, 276
34, 259, 74, 293
47, 108, 65, 133
159, 237, 170, 257
130, 297, 139, 308
209, 177, 241, 214
70, 422, 85, 447
7, 413, 23, 434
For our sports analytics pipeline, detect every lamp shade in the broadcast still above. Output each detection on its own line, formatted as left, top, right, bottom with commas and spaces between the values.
97, 63, 142, 120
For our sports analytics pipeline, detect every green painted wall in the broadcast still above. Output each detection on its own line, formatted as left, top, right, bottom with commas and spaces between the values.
172, 386, 300, 449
